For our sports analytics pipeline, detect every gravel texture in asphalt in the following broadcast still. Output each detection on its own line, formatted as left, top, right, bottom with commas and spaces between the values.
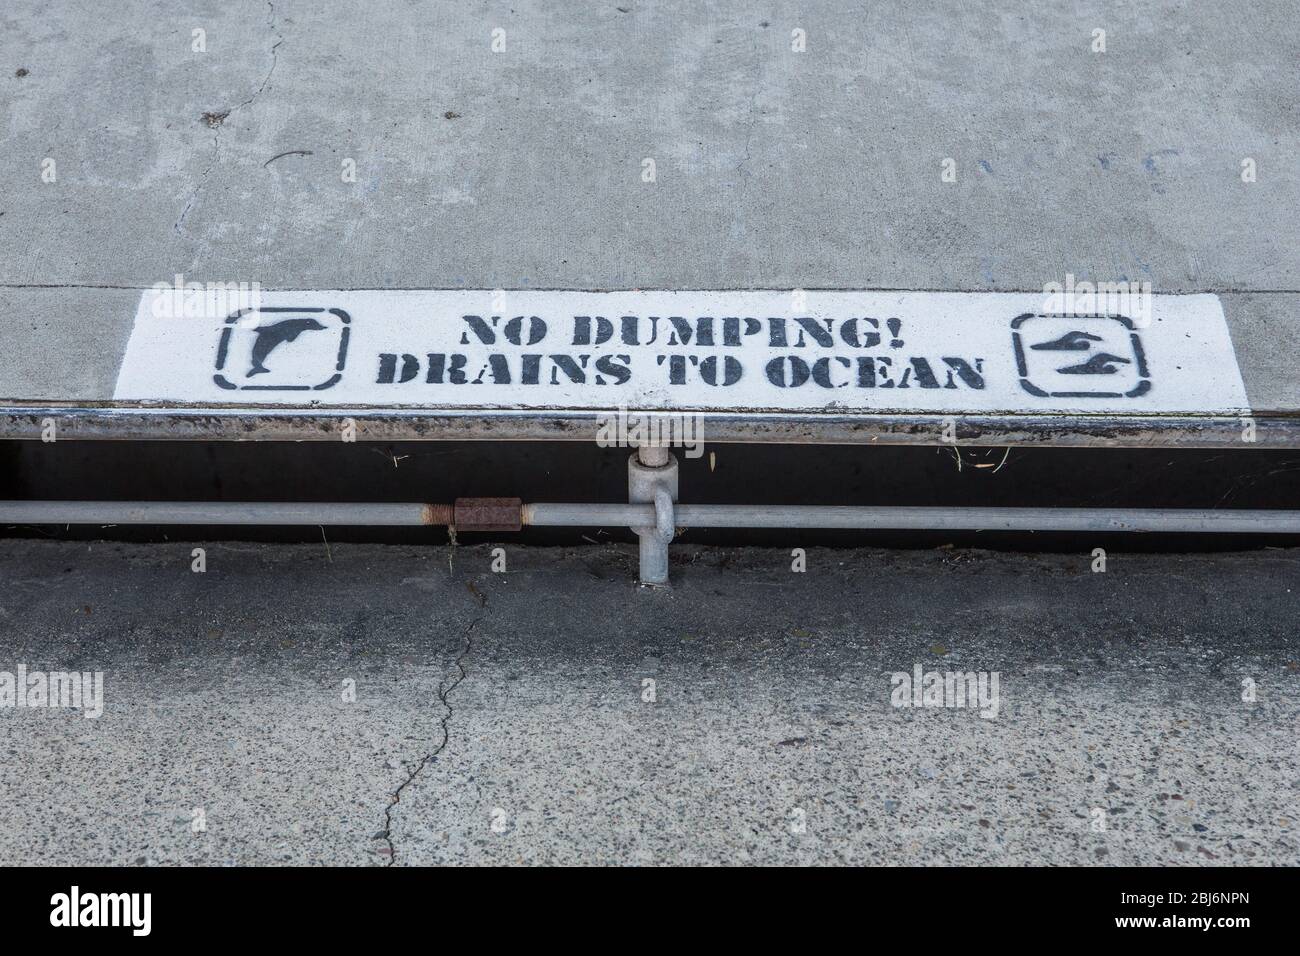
0, 539, 1296, 865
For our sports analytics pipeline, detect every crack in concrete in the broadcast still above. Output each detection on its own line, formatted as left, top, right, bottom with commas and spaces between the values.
735, 30, 764, 193
228, 1, 283, 120
379, 612, 479, 866
174, 134, 220, 237
174, 1, 283, 238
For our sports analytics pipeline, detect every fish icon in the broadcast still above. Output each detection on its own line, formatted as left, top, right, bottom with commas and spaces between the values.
246, 318, 328, 377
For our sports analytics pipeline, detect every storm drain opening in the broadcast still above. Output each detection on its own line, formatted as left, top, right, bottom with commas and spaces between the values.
4, 440, 1298, 579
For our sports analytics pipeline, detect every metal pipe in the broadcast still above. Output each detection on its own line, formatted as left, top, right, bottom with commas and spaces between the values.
2, 501, 1299, 534
524, 503, 1300, 534
636, 445, 672, 468
628, 449, 679, 584
0, 501, 449, 526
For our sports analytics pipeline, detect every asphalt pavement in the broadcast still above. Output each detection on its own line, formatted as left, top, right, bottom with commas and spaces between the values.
0, 538, 1295, 865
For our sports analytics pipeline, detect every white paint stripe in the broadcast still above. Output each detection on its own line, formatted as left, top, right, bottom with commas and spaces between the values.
113, 290, 1249, 414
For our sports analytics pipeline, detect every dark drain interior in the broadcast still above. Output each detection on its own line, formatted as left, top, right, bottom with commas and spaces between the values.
3, 440, 1297, 552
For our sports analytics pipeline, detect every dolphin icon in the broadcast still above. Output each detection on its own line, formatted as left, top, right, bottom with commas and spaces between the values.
246, 318, 327, 377
1056, 353, 1132, 375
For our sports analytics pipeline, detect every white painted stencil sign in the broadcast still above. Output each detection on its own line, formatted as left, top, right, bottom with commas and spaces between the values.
114, 290, 1248, 414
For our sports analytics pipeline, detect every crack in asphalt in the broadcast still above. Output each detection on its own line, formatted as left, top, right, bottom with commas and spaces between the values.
379, 611, 479, 866
174, 0, 283, 238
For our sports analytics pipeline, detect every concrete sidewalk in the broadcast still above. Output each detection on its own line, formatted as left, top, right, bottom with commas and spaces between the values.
3, 0, 1296, 289
0, 539, 1295, 865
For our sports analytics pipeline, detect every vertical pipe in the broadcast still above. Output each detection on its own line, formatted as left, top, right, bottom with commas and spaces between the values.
636, 445, 671, 468
628, 450, 678, 585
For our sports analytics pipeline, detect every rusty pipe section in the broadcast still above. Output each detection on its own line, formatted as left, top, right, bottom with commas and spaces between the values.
452, 498, 523, 532
423, 503, 454, 525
